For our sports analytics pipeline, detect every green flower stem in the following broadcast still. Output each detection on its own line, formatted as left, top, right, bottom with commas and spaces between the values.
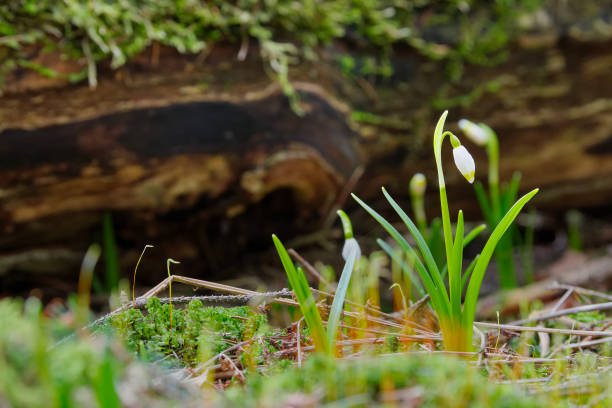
433, 112, 455, 276
433, 112, 460, 321
495, 235, 517, 288
410, 190, 428, 237
485, 128, 501, 218
482, 124, 517, 288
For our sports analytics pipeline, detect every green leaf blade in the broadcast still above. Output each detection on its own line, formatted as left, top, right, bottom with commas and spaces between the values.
352, 193, 450, 318
327, 246, 358, 348
382, 188, 444, 292
462, 189, 539, 330
272, 234, 329, 355
450, 210, 464, 318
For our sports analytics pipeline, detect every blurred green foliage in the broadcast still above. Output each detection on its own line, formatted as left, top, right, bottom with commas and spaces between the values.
222, 352, 545, 407
0, 298, 123, 408
0, 0, 541, 92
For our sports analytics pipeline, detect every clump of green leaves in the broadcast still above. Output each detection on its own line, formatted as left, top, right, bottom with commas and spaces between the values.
111, 298, 269, 366
272, 210, 360, 356
353, 111, 538, 351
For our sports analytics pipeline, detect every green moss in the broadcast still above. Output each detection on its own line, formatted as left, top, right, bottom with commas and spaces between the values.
0, 0, 541, 91
110, 298, 272, 366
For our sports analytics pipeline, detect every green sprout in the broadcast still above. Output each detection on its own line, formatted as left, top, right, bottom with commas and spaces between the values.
166, 258, 180, 329
409, 173, 428, 234
272, 211, 360, 356
459, 118, 526, 288
566, 210, 584, 252
353, 111, 538, 352
132, 245, 154, 306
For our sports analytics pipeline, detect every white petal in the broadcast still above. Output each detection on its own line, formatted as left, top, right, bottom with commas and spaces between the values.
342, 238, 361, 261
453, 145, 475, 183
458, 119, 489, 146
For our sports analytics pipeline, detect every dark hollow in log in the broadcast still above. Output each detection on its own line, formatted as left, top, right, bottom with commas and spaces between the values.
0, 90, 360, 298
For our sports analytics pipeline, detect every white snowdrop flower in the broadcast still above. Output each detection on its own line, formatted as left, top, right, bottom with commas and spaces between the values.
342, 238, 361, 261
410, 173, 427, 196
458, 119, 489, 146
453, 145, 476, 184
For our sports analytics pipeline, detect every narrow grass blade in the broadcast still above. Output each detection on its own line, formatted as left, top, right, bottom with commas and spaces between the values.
272, 235, 329, 355
327, 245, 358, 348
102, 212, 119, 291
461, 255, 480, 292
522, 209, 536, 284
501, 171, 521, 212
462, 189, 539, 329
377, 239, 425, 297
94, 353, 120, 408
428, 218, 445, 268
450, 210, 464, 318
440, 223, 485, 282
474, 182, 494, 226
352, 194, 450, 317
463, 224, 486, 247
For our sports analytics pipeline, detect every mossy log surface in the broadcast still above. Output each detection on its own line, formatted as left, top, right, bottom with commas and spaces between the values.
1, 4, 612, 296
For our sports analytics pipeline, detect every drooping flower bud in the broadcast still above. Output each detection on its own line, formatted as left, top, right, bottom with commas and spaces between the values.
342, 237, 361, 261
337, 209, 361, 261
452, 145, 476, 184
458, 119, 489, 146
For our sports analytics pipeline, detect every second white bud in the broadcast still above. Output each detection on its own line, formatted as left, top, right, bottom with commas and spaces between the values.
458, 119, 489, 146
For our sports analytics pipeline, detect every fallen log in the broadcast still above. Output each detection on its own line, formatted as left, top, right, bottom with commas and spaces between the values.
1, 3, 612, 297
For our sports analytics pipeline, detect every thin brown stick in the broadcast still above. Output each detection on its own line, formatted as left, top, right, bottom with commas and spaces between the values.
335, 322, 440, 341
476, 322, 612, 337
583, 319, 612, 343
288, 249, 329, 285
296, 318, 304, 368
557, 337, 612, 351
509, 301, 612, 326
550, 282, 612, 301
142, 275, 298, 307
551, 288, 574, 312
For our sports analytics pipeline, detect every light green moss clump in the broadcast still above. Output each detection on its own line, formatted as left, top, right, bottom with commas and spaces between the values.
0, 0, 541, 91
111, 298, 273, 366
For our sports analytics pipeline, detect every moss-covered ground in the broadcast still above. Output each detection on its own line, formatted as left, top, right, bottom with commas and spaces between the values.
2, 292, 612, 407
